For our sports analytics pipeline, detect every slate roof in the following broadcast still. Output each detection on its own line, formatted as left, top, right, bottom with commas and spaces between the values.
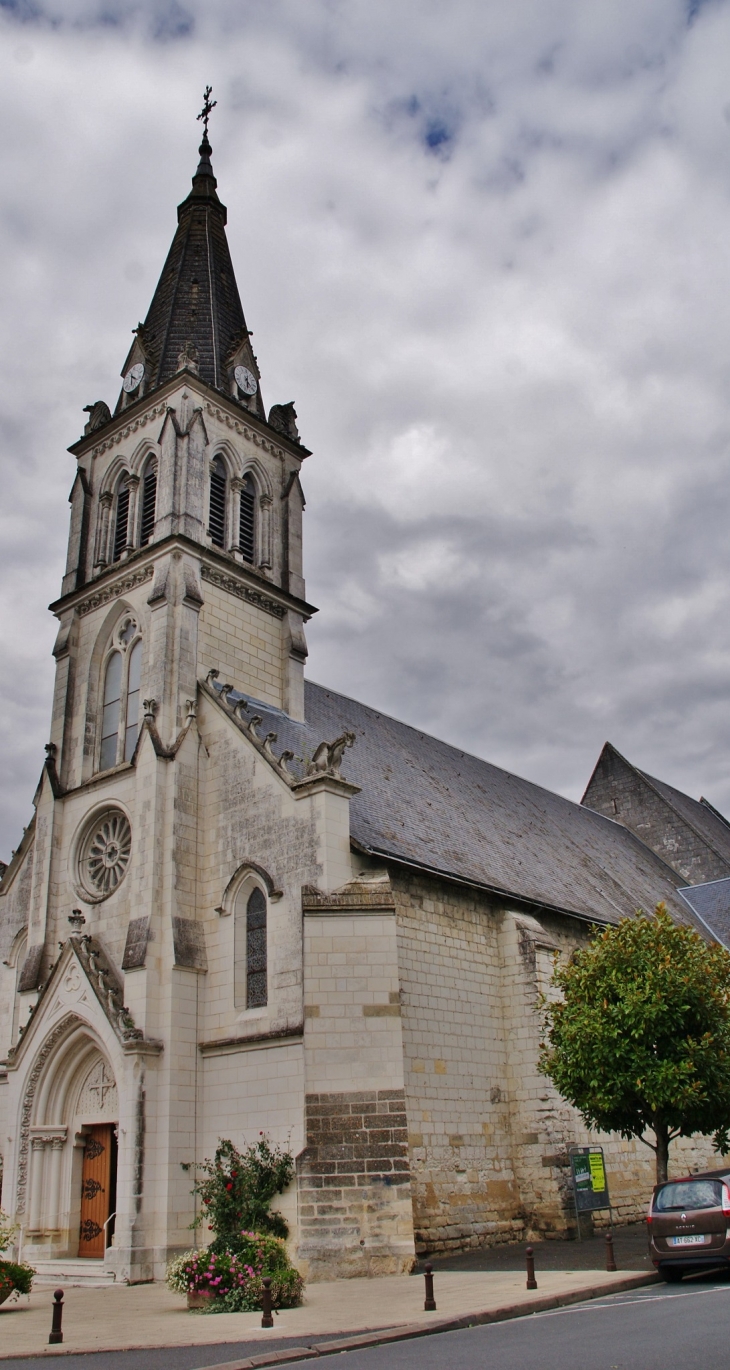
216, 679, 695, 928
128, 135, 258, 401
678, 878, 730, 950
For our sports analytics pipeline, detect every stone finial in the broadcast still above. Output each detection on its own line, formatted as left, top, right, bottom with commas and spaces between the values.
177, 340, 199, 374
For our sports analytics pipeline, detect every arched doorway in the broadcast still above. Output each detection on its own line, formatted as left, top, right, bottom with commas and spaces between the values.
74, 1058, 118, 1258
22, 1023, 118, 1261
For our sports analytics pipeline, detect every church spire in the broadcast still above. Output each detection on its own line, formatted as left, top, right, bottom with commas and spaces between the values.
115, 89, 264, 418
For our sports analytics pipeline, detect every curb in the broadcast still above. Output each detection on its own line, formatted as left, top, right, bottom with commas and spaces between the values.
208, 1271, 660, 1370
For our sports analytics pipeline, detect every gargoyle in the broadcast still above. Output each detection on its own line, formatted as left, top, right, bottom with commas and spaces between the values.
306, 731, 356, 777
83, 401, 112, 435
268, 402, 300, 443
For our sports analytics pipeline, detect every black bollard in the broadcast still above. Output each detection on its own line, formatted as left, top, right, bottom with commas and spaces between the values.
423, 1262, 436, 1311
605, 1232, 617, 1272
526, 1246, 537, 1290
261, 1276, 274, 1329
49, 1289, 64, 1345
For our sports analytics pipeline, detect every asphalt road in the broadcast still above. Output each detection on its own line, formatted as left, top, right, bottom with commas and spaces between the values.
4, 1274, 730, 1370
285, 1277, 730, 1370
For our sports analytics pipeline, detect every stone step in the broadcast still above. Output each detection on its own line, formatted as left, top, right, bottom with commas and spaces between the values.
30, 1259, 116, 1288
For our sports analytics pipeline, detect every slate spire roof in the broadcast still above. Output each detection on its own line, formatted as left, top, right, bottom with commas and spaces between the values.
115, 129, 263, 412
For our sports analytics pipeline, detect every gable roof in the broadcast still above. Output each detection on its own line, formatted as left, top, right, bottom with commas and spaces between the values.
216, 679, 694, 928
638, 770, 730, 870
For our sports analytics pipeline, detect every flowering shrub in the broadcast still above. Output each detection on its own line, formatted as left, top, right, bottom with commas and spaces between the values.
166, 1232, 303, 1313
0, 1260, 35, 1301
0, 1209, 17, 1254
183, 1136, 295, 1243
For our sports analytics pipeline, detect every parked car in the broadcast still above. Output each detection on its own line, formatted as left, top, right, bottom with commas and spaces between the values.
648, 1170, 730, 1281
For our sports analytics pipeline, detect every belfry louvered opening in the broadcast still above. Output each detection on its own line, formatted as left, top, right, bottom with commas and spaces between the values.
209, 456, 227, 548
239, 473, 256, 563
112, 483, 130, 563
140, 464, 157, 546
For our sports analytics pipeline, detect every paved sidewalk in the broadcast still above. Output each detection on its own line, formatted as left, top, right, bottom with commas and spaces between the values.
0, 1268, 657, 1361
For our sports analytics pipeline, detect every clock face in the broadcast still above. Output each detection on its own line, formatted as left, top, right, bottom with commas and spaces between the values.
234, 365, 257, 397
123, 363, 145, 394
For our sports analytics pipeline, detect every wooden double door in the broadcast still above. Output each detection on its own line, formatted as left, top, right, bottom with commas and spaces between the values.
78, 1124, 117, 1258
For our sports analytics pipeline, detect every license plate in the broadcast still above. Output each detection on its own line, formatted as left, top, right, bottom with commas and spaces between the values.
669, 1235, 708, 1246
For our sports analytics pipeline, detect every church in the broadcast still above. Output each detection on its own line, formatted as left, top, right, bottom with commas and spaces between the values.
1, 110, 729, 1286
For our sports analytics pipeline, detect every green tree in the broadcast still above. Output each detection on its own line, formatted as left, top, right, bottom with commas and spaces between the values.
539, 905, 730, 1183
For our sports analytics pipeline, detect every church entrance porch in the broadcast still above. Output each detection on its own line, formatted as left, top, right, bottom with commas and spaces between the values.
18, 1029, 120, 1265
78, 1124, 117, 1258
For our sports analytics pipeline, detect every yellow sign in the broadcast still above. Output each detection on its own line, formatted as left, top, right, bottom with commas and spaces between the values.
589, 1153, 606, 1192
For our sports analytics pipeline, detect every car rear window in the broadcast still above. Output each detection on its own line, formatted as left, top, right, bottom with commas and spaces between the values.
654, 1180, 723, 1212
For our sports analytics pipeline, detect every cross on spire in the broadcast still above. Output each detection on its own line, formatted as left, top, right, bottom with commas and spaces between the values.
197, 85, 217, 139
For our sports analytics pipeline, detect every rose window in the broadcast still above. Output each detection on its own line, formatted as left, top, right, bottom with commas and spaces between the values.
80, 810, 131, 899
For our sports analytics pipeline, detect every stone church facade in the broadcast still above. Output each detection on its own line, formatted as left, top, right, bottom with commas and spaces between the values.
0, 126, 727, 1284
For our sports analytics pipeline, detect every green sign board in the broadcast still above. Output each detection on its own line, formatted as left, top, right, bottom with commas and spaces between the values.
570, 1146, 610, 1213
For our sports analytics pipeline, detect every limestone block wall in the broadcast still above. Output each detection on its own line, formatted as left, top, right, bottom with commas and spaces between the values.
393, 872, 522, 1254
197, 578, 285, 710
299, 890, 415, 1279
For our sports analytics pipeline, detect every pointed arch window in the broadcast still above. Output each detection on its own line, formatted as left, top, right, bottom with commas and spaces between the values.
234, 885, 268, 1009
112, 479, 130, 563
209, 456, 227, 548
139, 462, 157, 546
239, 473, 256, 563
99, 619, 143, 771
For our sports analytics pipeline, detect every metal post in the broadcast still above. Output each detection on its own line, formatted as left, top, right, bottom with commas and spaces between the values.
49, 1289, 64, 1345
261, 1276, 274, 1329
605, 1232, 617, 1272
424, 1262, 436, 1311
526, 1246, 537, 1290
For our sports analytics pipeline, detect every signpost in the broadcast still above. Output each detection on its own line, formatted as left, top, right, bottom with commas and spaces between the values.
569, 1145, 611, 1238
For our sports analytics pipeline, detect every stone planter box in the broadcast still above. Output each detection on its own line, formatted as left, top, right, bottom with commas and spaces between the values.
187, 1289, 217, 1310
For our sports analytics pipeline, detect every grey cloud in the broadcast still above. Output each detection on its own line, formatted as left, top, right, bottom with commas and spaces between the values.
2, 0, 730, 859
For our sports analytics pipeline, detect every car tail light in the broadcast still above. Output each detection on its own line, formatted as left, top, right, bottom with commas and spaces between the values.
646, 1199, 653, 1225
722, 1186, 730, 1217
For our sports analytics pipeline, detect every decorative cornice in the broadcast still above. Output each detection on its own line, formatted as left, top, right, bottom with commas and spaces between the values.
301, 882, 396, 915
199, 1025, 303, 1056
76, 565, 154, 616
204, 401, 290, 460
200, 564, 286, 619
88, 403, 167, 459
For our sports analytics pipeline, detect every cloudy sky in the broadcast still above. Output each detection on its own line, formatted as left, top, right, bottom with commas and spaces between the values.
1, 0, 730, 858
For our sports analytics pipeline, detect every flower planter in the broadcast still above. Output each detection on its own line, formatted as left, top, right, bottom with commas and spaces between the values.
0, 1287, 13, 1308
187, 1289, 217, 1310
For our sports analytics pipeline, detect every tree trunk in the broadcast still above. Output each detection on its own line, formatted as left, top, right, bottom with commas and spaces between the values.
654, 1121, 670, 1184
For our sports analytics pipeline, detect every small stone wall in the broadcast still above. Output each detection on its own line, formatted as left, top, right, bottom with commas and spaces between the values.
296, 1089, 415, 1279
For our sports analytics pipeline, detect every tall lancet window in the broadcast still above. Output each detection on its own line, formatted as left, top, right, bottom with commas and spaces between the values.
239, 473, 256, 563
139, 462, 157, 546
100, 651, 123, 770
209, 456, 227, 548
233, 885, 268, 1009
124, 640, 142, 760
99, 619, 143, 771
112, 480, 130, 562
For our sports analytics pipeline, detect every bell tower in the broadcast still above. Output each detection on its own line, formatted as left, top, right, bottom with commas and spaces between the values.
51, 99, 314, 795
